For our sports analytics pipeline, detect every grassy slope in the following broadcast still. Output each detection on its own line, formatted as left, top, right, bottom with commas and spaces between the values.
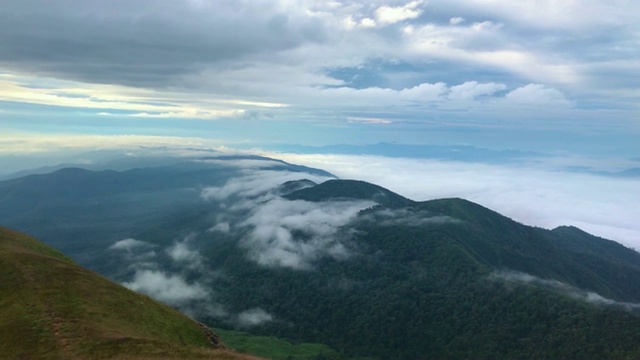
0, 227, 262, 360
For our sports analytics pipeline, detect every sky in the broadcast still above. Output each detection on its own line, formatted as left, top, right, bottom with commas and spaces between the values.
0, 1, 639, 247
1, 0, 639, 155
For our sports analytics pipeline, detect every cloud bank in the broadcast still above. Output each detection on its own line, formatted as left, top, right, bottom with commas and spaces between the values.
272, 152, 640, 250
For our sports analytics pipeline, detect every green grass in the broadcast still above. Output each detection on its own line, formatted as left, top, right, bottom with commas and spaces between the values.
214, 328, 337, 360
0, 227, 263, 359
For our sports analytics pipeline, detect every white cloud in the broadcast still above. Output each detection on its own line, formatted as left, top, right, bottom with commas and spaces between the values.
0, 75, 271, 120
347, 116, 393, 125
166, 236, 203, 267
208, 222, 231, 234
237, 308, 274, 327
448, 81, 506, 100
405, 26, 581, 85
109, 238, 157, 265
200, 165, 366, 269
240, 197, 375, 270
201, 170, 332, 202
490, 270, 640, 310
360, 17, 377, 28
109, 238, 152, 251
115, 234, 228, 318
455, 0, 637, 30
122, 269, 209, 306
375, 1, 424, 25
505, 84, 572, 106
449, 17, 465, 25
320, 82, 449, 106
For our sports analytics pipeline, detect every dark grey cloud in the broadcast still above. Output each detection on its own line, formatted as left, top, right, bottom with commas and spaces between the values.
0, 0, 327, 87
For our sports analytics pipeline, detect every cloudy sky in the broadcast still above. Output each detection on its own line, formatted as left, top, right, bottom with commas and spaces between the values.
1, 1, 639, 247
1, 0, 639, 156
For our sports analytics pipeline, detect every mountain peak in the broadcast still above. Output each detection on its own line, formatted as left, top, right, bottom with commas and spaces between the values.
284, 179, 413, 206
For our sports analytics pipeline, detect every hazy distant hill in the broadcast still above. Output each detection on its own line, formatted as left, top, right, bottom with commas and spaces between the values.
2, 156, 640, 359
0, 227, 262, 360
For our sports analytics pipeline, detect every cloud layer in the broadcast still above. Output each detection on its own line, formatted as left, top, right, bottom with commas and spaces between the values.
272, 152, 640, 250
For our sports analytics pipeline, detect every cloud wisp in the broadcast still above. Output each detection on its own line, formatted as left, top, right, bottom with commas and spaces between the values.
359, 207, 461, 228
122, 269, 209, 307
109, 238, 158, 269
109, 238, 154, 252
490, 270, 640, 311
201, 169, 332, 203
236, 308, 274, 328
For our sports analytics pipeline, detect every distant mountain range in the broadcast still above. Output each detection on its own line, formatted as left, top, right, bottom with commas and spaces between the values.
2, 155, 640, 359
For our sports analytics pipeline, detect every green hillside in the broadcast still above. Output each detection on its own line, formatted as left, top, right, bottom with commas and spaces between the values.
0, 227, 262, 360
